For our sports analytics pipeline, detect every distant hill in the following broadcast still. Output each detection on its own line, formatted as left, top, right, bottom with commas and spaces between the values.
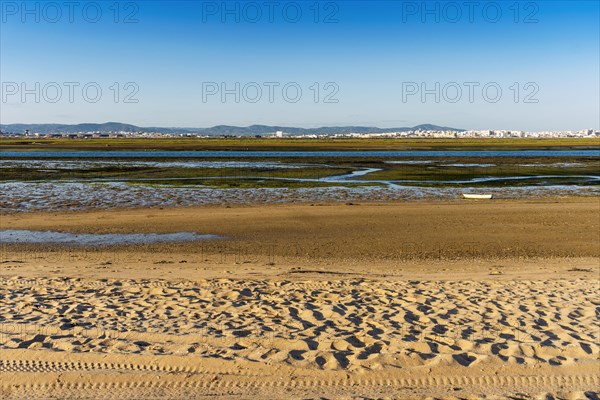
0, 122, 465, 136
1, 122, 143, 134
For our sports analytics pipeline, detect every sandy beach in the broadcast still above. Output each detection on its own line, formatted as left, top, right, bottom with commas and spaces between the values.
3, 0, 599, 395
1, 199, 599, 398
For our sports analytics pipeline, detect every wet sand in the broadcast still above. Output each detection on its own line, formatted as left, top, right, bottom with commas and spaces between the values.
1, 199, 599, 398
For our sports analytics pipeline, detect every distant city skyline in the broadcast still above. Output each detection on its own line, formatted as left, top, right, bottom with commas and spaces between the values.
2, 122, 598, 138
1, 1, 599, 131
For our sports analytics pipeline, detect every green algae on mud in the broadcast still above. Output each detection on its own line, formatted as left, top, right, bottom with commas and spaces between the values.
0, 165, 353, 182
358, 157, 599, 182
125, 179, 383, 189
1, 155, 598, 189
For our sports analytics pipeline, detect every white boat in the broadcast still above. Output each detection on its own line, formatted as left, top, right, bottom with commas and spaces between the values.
462, 193, 493, 200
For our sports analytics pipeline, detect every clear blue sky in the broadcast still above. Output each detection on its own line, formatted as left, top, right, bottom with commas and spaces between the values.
1, 0, 598, 130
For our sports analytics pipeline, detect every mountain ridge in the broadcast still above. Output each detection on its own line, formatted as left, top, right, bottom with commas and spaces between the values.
0, 122, 465, 135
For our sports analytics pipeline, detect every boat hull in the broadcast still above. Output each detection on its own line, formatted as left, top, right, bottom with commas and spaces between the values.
462, 194, 493, 199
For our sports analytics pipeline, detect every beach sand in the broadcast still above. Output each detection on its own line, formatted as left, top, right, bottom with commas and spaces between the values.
1, 199, 599, 399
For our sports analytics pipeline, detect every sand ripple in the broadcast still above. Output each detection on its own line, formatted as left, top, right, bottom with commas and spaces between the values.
1, 277, 597, 372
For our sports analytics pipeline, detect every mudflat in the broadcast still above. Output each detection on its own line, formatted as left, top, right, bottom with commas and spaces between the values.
1, 199, 599, 398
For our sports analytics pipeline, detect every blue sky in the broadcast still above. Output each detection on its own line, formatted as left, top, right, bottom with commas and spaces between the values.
1, 0, 598, 130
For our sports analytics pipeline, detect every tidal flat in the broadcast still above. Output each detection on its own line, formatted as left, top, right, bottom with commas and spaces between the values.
1, 147, 598, 213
